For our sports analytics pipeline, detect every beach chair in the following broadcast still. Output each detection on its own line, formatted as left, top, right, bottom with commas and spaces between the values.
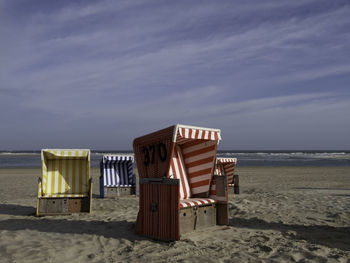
99, 154, 135, 198
133, 124, 228, 241
216, 157, 239, 194
36, 149, 92, 216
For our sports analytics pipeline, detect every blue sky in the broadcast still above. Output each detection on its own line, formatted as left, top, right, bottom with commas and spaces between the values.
1, 0, 350, 150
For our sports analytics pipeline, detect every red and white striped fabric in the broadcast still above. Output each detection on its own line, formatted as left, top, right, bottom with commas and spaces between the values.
172, 125, 221, 195
214, 167, 223, 176
181, 140, 218, 194
169, 146, 191, 200
175, 125, 221, 144
179, 198, 216, 208
217, 158, 237, 162
216, 158, 237, 184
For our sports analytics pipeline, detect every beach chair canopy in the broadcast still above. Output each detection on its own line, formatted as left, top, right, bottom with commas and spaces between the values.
134, 124, 221, 202
215, 157, 237, 184
40, 149, 90, 198
100, 154, 134, 187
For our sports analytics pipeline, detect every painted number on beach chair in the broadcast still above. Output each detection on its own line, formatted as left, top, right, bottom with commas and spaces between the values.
142, 142, 167, 166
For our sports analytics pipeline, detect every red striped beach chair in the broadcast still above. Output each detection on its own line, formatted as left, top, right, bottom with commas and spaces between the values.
133, 124, 228, 241
36, 149, 92, 216
99, 154, 135, 198
215, 157, 239, 194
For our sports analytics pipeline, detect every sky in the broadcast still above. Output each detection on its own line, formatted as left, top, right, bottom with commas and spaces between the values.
0, 0, 350, 151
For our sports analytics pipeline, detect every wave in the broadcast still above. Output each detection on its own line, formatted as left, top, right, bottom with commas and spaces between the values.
217, 151, 350, 160
0, 152, 40, 156
1, 151, 349, 169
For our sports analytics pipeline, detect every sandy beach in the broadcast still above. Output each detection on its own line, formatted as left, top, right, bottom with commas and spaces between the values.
0, 166, 349, 262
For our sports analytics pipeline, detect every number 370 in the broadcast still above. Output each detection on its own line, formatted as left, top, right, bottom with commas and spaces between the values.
142, 142, 167, 166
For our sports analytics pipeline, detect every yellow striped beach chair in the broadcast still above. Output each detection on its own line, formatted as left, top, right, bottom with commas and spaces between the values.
36, 149, 92, 216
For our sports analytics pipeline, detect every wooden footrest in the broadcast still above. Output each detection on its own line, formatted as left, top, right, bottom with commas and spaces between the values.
37, 197, 90, 216
103, 186, 135, 198
179, 203, 217, 235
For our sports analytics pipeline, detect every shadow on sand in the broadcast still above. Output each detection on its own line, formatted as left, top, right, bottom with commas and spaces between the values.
229, 217, 350, 251
0, 217, 144, 242
0, 204, 36, 216
293, 187, 350, 191
0, 203, 145, 241
2, 204, 349, 248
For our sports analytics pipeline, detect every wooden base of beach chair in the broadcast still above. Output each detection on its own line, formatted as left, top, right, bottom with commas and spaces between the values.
37, 197, 90, 216
216, 203, 228, 225
37, 198, 69, 215
179, 207, 195, 235
228, 185, 240, 195
179, 204, 217, 235
228, 174, 240, 194
233, 174, 239, 194
228, 186, 239, 195
228, 187, 234, 195
138, 178, 180, 241
68, 198, 90, 213
197, 204, 217, 229
138, 178, 223, 241
104, 186, 135, 198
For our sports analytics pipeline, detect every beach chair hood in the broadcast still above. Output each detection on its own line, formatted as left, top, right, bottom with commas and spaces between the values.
40, 149, 91, 197
215, 157, 237, 184
134, 124, 221, 195
100, 154, 135, 187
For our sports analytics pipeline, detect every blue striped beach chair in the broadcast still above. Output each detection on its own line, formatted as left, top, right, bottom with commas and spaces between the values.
99, 154, 135, 198
36, 149, 92, 216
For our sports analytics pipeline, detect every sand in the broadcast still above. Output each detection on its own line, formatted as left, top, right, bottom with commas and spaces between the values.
0, 166, 349, 263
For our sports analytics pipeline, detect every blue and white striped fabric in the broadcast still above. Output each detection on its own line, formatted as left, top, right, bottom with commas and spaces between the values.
100, 154, 135, 187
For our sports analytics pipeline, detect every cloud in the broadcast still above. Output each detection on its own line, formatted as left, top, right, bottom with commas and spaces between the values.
0, 0, 349, 149
277, 64, 350, 83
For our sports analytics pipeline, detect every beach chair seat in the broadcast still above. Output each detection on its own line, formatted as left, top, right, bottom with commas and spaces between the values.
216, 157, 239, 194
40, 194, 88, 198
134, 124, 228, 241
99, 154, 135, 198
36, 149, 92, 216
179, 198, 216, 208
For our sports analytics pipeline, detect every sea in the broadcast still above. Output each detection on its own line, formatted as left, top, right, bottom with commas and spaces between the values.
0, 150, 350, 168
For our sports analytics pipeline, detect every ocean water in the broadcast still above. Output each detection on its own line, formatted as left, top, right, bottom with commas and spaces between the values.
0, 151, 350, 168
217, 151, 350, 167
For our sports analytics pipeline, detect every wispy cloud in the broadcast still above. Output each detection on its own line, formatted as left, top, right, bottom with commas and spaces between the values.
0, 0, 349, 149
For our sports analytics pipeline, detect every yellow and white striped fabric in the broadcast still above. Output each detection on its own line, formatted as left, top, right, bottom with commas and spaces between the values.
40, 149, 90, 198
